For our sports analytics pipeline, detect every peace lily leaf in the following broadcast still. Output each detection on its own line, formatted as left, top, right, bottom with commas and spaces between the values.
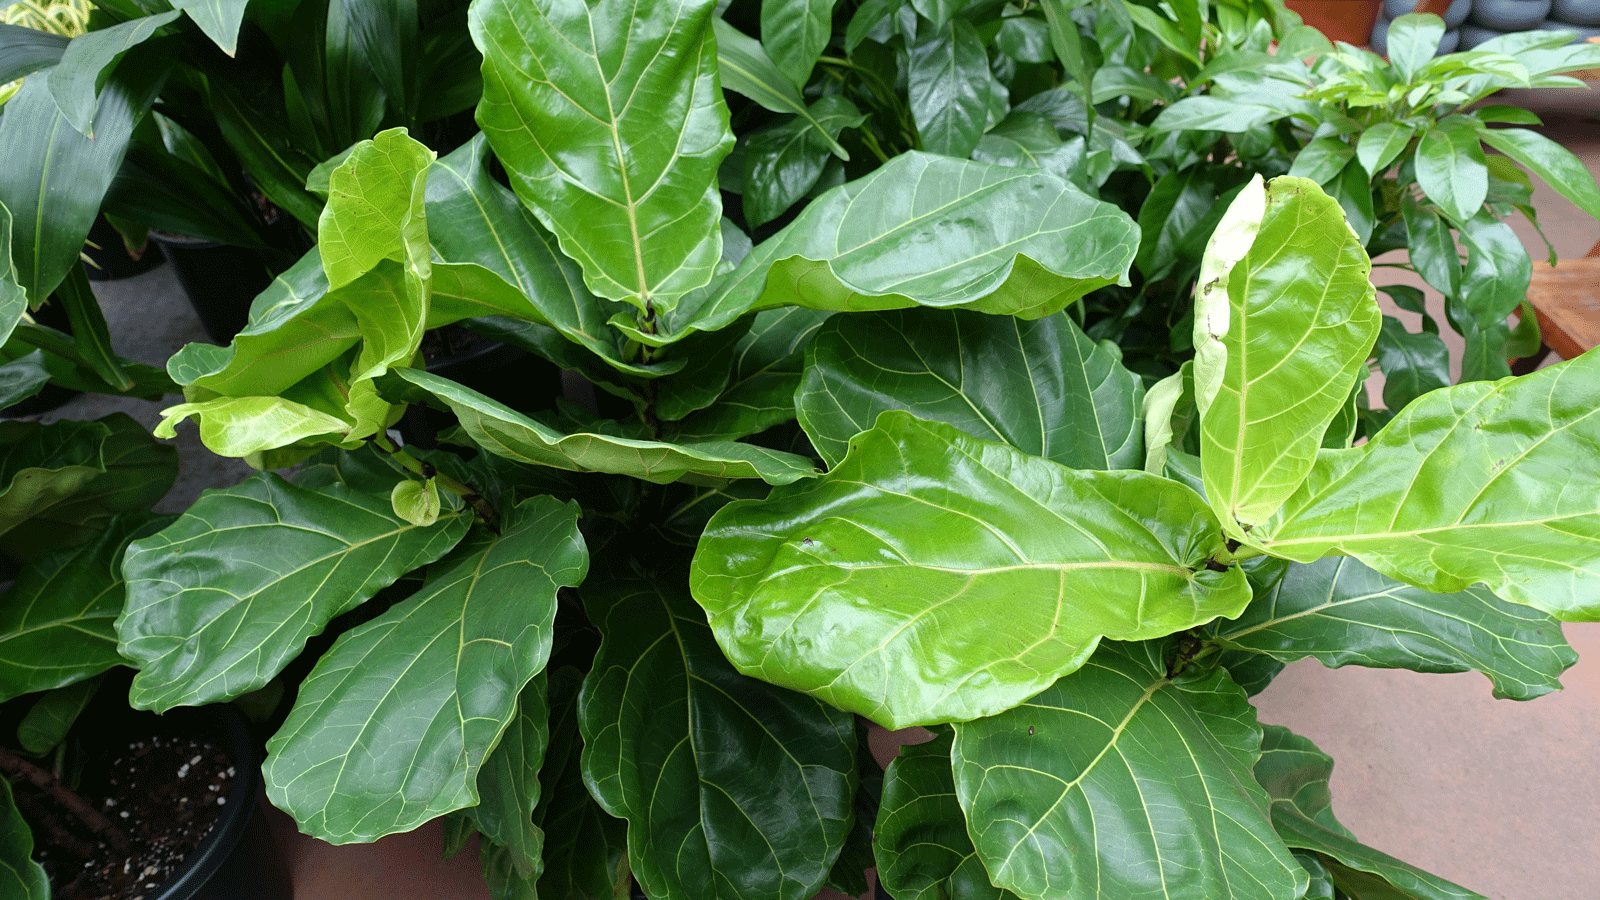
472, 0, 732, 311
1415, 116, 1487, 224
118, 473, 471, 712
875, 733, 1021, 900
538, 666, 631, 900
951, 641, 1305, 900
470, 675, 551, 878
1255, 725, 1490, 900
391, 477, 441, 526
742, 95, 866, 228
796, 308, 1144, 470
761, 0, 835, 89
17, 674, 103, 755
46, 11, 182, 137
578, 577, 857, 900
1254, 349, 1600, 621
1213, 556, 1575, 701
907, 16, 992, 158
1195, 176, 1379, 538
265, 497, 585, 843
0, 780, 48, 900
171, 0, 249, 54
385, 367, 817, 485
0, 513, 171, 702
668, 152, 1138, 339
690, 411, 1249, 728
714, 18, 851, 160
0, 59, 165, 307
425, 135, 634, 369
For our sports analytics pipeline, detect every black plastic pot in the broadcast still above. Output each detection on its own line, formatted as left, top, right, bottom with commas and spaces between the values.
133, 704, 293, 900
147, 233, 278, 344
82, 215, 164, 282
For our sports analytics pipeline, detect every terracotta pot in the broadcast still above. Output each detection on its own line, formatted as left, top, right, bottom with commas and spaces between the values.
1286, 0, 1384, 44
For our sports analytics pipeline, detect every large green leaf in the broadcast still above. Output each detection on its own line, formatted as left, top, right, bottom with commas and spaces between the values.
579, 576, 857, 900
1254, 349, 1600, 621
951, 641, 1305, 900
46, 11, 181, 137
1213, 556, 1575, 700
1194, 176, 1379, 539
797, 308, 1144, 470
0, 24, 68, 84
265, 498, 585, 843
0, 202, 25, 348
1478, 126, 1600, 222
0, 780, 48, 900
690, 411, 1249, 728
118, 473, 472, 711
384, 367, 817, 485
874, 733, 1020, 900
171, 0, 250, 54
537, 667, 631, 900
0, 56, 165, 306
907, 16, 992, 158
1255, 725, 1490, 900
667, 152, 1138, 340
761, 0, 835, 89
0, 513, 170, 702
1415, 116, 1487, 224
470, 675, 551, 879
472, 0, 732, 312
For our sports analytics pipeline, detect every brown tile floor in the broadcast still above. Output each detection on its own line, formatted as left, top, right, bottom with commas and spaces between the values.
73, 89, 1600, 900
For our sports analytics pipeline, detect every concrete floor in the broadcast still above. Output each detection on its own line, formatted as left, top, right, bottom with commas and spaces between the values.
19, 87, 1600, 900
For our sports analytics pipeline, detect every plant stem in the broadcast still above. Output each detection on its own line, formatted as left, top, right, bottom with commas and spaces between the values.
0, 746, 130, 852
372, 434, 501, 533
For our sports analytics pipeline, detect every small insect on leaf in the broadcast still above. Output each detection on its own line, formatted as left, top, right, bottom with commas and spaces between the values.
1027, 726, 1035, 736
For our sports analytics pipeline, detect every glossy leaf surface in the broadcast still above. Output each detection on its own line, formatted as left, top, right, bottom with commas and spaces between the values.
470, 675, 551, 878
386, 368, 816, 485
875, 733, 1019, 900
1256, 350, 1600, 620
579, 578, 856, 900
119, 473, 471, 711
171, 0, 250, 54
1215, 556, 1575, 700
266, 498, 585, 843
0, 780, 47, 900
741, 95, 865, 228
670, 152, 1137, 339
1195, 176, 1379, 538
1415, 116, 1486, 223
0, 513, 169, 701
714, 18, 851, 160
761, 0, 835, 89
472, 0, 732, 310
951, 641, 1305, 900
691, 412, 1248, 727
1255, 726, 1489, 900
537, 667, 631, 900
907, 17, 992, 158
797, 308, 1144, 470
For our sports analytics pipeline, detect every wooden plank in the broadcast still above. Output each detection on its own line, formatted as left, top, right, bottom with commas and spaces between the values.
1528, 256, 1600, 360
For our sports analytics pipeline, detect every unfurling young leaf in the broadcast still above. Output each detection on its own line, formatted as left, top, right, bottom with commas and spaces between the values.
391, 477, 441, 526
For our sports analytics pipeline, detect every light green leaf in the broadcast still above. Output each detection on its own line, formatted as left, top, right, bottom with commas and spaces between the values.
1255, 349, 1600, 621
1416, 116, 1488, 223
578, 577, 857, 900
1196, 176, 1378, 537
157, 395, 357, 458
1388, 14, 1446, 82
390, 477, 441, 526
17, 675, 103, 755
796, 308, 1144, 470
690, 411, 1249, 728
761, 0, 836, 88
874, 733, 1021, 900
951, 641, 1305, 900
1286, 136, 1354, 185
471, 675, 551, 878
119, 473, 472, 712
714, 18, 850, 160
319, 128, 434, 292
1152, 96, 1281, 133
0, 780, 48, 900
0, 514, 170, 702
1193, 174, 1265, 421
1214, 556, 1575, 700
171, 0, 251, 54
386, 367, 817, 485
1479, 126, 1600, 222
907, 17, 993, 158
1256, 725, 1491, 900
46, 11, 181, 137
264, 498, 585, 843
1356, 122, 1415, 177
472, 0, 732, 311
668, 152, 1138, 340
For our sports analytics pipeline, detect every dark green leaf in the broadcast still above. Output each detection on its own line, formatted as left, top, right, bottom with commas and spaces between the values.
16, 675, 103, 755
1457, 211, 1531, 327
536, 667, 630, 900
951, 642, 1305, 900
691, 412, 1248, 727
995, 15, 1052, 64
0, 780, 48, 900
1325, 158, 1376, 245
0, 203, 25, 347
669, 307, 831, 442
0, 514, 169, 702
741, 96, 865, 228
1401, 199, 1460, 296
1136, 166, 1249, 282
796, 308, 1144, 470
171, 0, 250, 54
579, 577, 857, 900
1479, 126, 1600, 221
264, 498, 585, 843
46, 11, 181, 137
472, 0, 732, 311
1215, 556, 1576, 700
1286, 136, 1354, 185
907, 17, 992, 158
713, 19, 851, 160
1372, 316, 1450, 410
1256, 725, 1491, 900
57, 263, 130, 391
119, 473, 472, 711
970, 112, 1087, 186
206, 73, 323, 229
470, 674, 552, 878
761, 0, 836, 89
1415, 116, 1488, 224
0, 24, 68, 84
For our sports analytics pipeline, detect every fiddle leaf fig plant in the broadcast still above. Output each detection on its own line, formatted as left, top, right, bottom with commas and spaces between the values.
3, 1, 1591, 899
